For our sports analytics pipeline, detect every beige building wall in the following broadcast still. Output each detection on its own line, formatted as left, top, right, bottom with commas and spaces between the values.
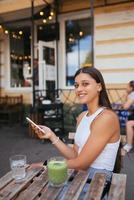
0, 0, 133, 103
94, 2, 134, 88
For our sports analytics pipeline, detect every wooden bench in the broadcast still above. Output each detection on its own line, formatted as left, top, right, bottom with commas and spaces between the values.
0, 95, 23, 125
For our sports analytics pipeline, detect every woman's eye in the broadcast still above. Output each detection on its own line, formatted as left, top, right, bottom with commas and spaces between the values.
82, 82, 89, 87
74, 83, 79, 88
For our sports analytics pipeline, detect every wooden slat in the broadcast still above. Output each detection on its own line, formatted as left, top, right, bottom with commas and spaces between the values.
100, 68, 134, 73
96, 38, 134, 45
84, 173, 106, 200
0, 171, 13, 190
96, 21, 134, 30
16, 169, 48, 200
39, 169, 74, 200
62, 171, 89, 200
96, 53, 134, 59
95, 2, 134, 14
0, 168, 42, 200
108, 173, 127, 200
121, 135, 126, 145
0, 165, 30, 190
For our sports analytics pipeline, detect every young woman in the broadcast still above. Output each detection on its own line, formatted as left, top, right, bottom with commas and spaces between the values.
31, 67, 120, 197
122, 80, 134, 152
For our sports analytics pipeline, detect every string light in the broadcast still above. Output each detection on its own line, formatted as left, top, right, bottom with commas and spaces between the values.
5, 30, 9, 34
50, 11, 54, 16
39, 26, 43, 30
40, 11, 44, 16
48, 16, 52, 20
19, 31, 23, 35
43, 19, 47, 23
79, 31, 83, 36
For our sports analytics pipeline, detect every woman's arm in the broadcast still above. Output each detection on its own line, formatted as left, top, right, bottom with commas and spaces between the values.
33, 125, 79, 159
66, 110, 120, 170
123, 97, 134, 109
32, 111, 86, 160
49, 132, 78, 159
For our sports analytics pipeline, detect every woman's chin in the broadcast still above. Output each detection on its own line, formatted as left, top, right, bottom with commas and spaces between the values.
79, 99, 87, 104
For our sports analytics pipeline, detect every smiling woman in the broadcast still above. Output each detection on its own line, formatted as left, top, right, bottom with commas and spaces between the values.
30, 67, 120, 199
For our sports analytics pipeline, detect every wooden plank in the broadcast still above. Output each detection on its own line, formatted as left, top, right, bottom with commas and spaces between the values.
0, 165, 30, 190
16, 169, 48, 200
96, 38, 134, 45
39, 169, 74, 200
0, 171, 13, 190
0, 168, 43, 200
96, 53, 134, 59
108, 173, 127, 200
62, 171, 89, 200
95, 2, 134, 14
84, 173, 106, 200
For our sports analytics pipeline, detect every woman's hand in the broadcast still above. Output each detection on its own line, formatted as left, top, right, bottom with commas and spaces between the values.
29, 162, 44, 169
31, 124, 55, 140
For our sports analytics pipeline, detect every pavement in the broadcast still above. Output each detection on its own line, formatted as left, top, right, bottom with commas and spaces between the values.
0, 124, 134, 200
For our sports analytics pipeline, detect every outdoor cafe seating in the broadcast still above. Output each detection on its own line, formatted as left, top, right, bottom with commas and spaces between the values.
28, 91, 64, 137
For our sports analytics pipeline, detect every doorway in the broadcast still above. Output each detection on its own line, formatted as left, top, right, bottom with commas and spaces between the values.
38, 40, 57, 101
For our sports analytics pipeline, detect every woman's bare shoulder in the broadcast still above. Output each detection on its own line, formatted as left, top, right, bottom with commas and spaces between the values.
91, 108, 120, 140
92, 108, 119, 129
99, 108, 119, 122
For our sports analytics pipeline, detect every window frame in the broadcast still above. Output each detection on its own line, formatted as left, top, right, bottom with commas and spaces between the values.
59, 9, 91, 89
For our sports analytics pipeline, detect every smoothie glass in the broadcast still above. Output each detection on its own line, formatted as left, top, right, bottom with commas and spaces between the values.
47, 156, 68, 187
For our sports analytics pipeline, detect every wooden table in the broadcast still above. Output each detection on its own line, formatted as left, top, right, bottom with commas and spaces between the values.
0, 165, 126, 200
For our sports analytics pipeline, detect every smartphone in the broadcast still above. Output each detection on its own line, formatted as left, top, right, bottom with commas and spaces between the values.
26, 117, 46, 135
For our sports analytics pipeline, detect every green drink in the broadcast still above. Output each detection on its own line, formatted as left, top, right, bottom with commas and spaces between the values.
47, 157, 68, 187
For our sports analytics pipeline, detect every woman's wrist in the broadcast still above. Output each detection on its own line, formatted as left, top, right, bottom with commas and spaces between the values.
52, 137, 59, 145
50, 133, 59, 145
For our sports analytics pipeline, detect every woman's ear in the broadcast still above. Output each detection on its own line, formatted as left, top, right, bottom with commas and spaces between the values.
97, 83, 102, 92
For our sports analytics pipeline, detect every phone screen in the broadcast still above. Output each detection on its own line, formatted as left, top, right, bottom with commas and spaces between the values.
26, 117, 46, 135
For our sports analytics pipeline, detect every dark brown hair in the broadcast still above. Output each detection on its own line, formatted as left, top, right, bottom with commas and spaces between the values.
74, 67, 112, 109
129, 80, 134, 91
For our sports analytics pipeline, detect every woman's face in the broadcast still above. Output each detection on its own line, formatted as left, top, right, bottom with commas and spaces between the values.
74, 73, 101, 105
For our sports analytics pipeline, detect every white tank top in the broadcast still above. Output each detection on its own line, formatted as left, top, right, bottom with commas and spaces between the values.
74, 107, 120, 171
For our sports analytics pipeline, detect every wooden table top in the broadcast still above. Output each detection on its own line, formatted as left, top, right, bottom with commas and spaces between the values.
0, 165, 126, 200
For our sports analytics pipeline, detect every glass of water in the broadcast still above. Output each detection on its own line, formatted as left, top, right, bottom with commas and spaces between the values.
9, 155, 26, 182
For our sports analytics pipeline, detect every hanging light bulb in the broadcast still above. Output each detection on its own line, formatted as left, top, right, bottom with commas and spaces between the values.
48, 16, 52, 20
39, 26, 43, 30
0, 25, 2, 29
79, 31, 83, 36
43, 19, 47, 23
19, 31, 23, 35
50, 11, 54, 16
5, 30, 9, 34
40, 11, 44, 16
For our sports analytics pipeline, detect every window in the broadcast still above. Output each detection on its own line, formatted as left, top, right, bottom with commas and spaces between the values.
10, 26, 32, 87
65, 18, 92, 86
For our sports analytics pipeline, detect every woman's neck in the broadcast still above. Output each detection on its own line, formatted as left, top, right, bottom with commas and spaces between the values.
87, 104, 101, 115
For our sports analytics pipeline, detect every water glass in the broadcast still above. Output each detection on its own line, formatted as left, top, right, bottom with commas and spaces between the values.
10, 155, 26, 182
47, 156, 68, 187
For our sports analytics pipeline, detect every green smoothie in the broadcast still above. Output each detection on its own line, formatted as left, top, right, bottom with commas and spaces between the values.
47, 159, 68, 187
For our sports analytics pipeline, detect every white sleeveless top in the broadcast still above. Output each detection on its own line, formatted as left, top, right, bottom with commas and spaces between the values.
74, 107, 120, 171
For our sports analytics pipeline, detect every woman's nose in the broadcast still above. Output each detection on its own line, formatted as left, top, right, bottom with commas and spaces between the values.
76, 84, 83, 91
